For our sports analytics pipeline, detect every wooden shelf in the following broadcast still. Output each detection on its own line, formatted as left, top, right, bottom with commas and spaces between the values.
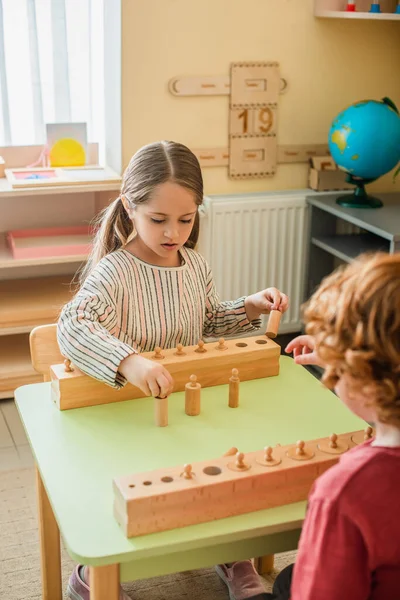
315, 10, 400, 19
314, 0, 400, 19
0, 275, 74, 335
311, 233, 389, 263
0, 232, 88, 269
0, 169, 121, 199
0, 334, 41, 398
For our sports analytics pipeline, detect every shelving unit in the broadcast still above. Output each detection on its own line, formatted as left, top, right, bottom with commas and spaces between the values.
305, 193, 400, 299
314, 0, 400, 19
0, 147, 121, 398
0, 335, 42, 399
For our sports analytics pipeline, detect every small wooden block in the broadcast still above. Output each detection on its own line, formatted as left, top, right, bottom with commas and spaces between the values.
265, 310, 282, 339
286, 440, 314, 461
185, 375, 201, 416
228, 368, 240, 408
154, 396, 168, 427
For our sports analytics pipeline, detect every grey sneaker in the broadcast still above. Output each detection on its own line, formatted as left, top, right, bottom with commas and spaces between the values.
67, 565, 131, 600
215, 561, 270, 600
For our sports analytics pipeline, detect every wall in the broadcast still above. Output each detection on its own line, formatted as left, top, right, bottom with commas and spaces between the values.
121, 0, 400, 195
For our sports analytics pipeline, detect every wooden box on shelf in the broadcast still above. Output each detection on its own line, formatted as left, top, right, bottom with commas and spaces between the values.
309, 156, 353, 192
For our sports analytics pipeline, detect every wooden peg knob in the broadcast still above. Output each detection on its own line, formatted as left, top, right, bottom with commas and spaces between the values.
296, 440, 305, 456
182, 464, 193, 479
195, 340, 207, 353
264, 446, 274, 462
223, 446, 238, 457
265, 309, 282, 339
230, 368, 239, 382
228, 450, 251, 471
235, 452, 245, 468
217, 338, 227, 350
175, 343, 185, 356
329, 433, 338, 449
364, 426, 373, 440
64, 359, 73, 372
153, 347, 164, 359
189, 374, 198, 387
287, 439, 314, 461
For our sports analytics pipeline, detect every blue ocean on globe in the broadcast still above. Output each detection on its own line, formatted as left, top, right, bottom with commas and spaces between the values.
328, 98, 400, 181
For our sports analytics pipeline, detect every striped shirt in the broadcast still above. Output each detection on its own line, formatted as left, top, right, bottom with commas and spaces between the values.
57, 247, 261, 388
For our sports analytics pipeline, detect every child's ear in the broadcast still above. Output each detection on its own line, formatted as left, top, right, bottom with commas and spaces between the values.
121, 195, 135, 220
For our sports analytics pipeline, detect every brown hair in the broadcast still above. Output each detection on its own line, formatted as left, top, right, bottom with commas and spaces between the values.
303, 252, 400, 427
79, 141, 203, 285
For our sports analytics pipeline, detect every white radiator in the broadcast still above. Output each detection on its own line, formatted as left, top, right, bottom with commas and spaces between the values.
197, 191, 309, 334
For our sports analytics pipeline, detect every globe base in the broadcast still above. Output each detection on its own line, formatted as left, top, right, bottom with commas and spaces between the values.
336, 175, 383, 209
336, 194, 383, 209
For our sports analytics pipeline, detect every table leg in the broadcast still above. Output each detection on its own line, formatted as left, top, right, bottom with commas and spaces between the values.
90, 564, 120, 600
254, 554, 275, 574
35, 466, 62, 600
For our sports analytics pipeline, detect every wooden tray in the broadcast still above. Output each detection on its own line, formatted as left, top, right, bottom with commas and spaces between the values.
7, 225, 93, 259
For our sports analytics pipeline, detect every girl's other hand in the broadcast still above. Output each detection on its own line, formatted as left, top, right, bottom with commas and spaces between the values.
245, 288, 289, 321
119, 354, 174, 398
285, 335, 324, 367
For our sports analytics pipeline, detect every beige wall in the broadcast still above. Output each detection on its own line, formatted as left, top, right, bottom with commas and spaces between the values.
121, 0, 400, 195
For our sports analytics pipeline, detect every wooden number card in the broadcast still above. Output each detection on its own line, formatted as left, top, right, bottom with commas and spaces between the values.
229, 62, 279, 179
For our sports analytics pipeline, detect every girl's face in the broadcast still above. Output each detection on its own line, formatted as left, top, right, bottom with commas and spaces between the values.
126, 181, 198, 266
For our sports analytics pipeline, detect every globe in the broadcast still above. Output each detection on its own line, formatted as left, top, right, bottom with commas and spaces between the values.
328, 97, 400, 208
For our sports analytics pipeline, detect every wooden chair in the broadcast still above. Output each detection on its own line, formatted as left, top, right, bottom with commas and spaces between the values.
30, 323, 64, 382
30, 323, 64, 600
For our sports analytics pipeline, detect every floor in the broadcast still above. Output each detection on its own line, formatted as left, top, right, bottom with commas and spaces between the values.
0, 399, 35, 472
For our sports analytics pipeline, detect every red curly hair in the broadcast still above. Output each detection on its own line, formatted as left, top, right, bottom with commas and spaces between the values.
303, 253, 400, 427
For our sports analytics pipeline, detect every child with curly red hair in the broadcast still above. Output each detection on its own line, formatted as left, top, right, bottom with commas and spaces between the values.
218, 253, 400, 600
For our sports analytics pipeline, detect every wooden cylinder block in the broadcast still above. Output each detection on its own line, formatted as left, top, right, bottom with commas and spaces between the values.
185, 375, 201, 416
229, 368, 240, 408
265, 310, 282, 339
154, 396, 168, 427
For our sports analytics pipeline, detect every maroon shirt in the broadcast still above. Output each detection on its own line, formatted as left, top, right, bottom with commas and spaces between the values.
292, 440, 400, 600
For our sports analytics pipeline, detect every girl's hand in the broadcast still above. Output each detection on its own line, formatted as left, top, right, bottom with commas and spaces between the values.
285, 335, 324, 367
244, 288, 289, 322
119, 354, 174, 398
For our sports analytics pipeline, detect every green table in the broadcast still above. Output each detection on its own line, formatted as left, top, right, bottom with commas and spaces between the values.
15, 357, 363, 600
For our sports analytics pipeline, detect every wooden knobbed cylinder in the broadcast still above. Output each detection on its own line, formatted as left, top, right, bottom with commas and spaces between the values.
229, 368, 240, 408
265, 310, 282, 339
185, 374, 201, 416
154, 396, 168, 427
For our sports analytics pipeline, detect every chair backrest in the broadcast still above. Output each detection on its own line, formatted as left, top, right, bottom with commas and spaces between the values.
30, 324, 64, 382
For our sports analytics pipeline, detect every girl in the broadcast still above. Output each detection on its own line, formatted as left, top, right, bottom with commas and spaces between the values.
57, 140, 289, 599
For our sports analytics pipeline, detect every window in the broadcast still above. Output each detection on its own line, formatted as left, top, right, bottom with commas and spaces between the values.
0, 0, 105, 157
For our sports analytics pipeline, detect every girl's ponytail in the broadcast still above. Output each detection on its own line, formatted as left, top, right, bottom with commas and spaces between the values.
77, 197, 133, 286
